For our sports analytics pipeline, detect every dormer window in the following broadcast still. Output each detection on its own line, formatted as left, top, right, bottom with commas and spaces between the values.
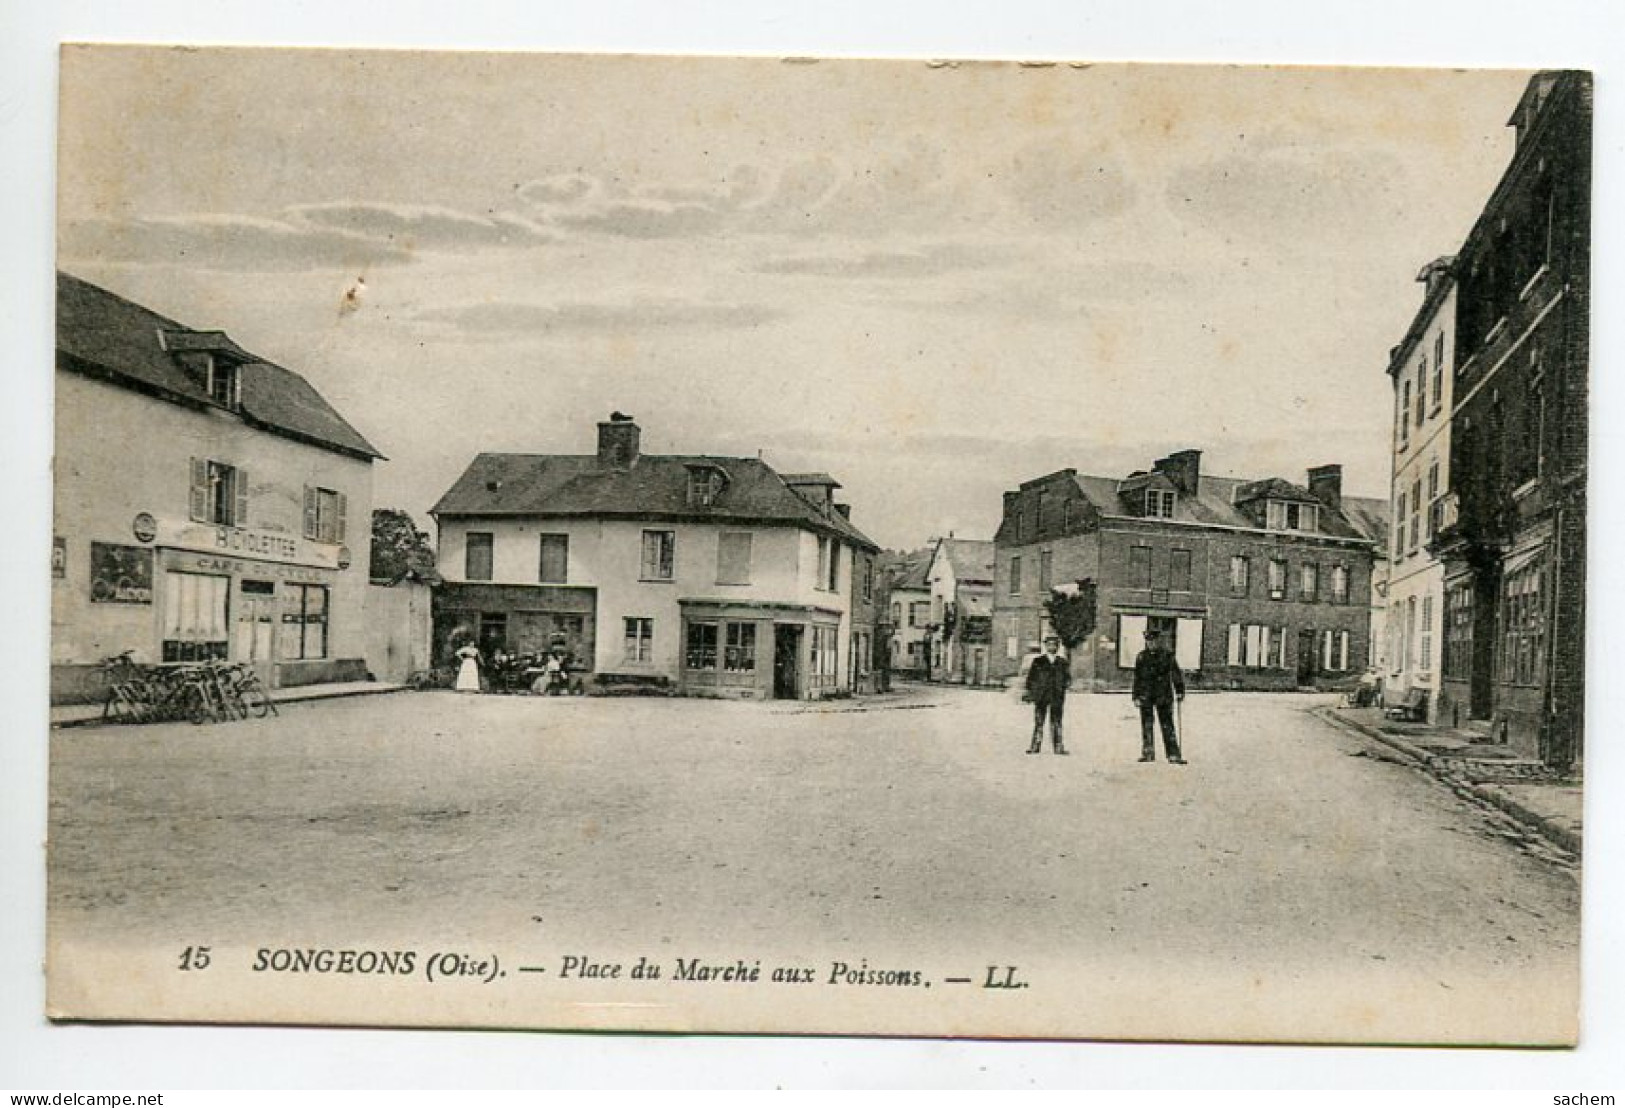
1265, 500, 1318, 532
687, 466, 724, 507
1145, 489, 1176, 518
208, 360, 240, 409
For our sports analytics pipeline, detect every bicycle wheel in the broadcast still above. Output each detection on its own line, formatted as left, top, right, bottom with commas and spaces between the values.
240, 682, 273, 719
184, 682, 213, 725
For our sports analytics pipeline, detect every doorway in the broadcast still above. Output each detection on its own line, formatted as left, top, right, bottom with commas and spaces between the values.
1297, 628, 1319, 684
773, 625, 802, 699
235, 580, 278, 686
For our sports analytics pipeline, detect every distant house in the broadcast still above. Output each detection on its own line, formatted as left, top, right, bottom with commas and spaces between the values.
992, 450, 1385, 692
52, 272, 382, 704
879, 548, 933, 679
925, 537, 996, 685
429, 415, 880, 700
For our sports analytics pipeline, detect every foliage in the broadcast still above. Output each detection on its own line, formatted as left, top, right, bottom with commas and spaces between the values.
1044, 578, 1098, 649
370, 508, 438, 582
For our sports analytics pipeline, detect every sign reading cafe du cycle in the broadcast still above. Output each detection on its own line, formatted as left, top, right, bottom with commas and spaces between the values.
146, 515, 350, 572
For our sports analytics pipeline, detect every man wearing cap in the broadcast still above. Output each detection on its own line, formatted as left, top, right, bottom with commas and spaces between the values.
1132, 628, 1186, 764
1024, 634, 1070, 755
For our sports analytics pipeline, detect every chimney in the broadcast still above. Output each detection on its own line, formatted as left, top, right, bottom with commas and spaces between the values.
597, 413, 641, 469
1307, 464, 1343, 512
1154, 449, 1202, 496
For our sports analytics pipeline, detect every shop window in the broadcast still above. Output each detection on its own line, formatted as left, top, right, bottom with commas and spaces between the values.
623, 617, 654, 662
465, 532, 494, 581
162, 571, 230, 662
1501, 558, 1546, 686
809, 625, 840, 689
1226, 624, 1283, 669
281, 584, 330, 660
685, 621, 719, 671
724, 622, 757, 673
1319, 628, 1350, 673
538, 533, 569, 584
303, 486, 348, 544
641, 530, 676, 581
190, 458, 246, 527
1444, 583, 1474, 681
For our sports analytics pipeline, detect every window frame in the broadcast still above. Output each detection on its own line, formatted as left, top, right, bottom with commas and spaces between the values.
641, 529, 677, 582
464, 531, 494, 582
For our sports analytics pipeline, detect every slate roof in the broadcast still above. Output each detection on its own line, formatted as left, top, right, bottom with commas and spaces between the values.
1067, 473, 1376, 543
1339, 495, 1392, 547
879, 548, 933, 591
431, 452, 879, 552
935, 537, 995, 584
56, 271, 382, 460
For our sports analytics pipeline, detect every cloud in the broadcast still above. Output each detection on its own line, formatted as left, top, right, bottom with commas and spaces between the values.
289, 202, 555, 250
1002, 140, 1137, 229
410, 298, 785, 336
1165, 146, 1408, 246
59, 213, 414, 272
754, 242, 1012, 279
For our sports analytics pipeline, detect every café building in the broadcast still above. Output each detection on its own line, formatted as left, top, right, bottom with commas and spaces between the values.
52, 272, 382, 703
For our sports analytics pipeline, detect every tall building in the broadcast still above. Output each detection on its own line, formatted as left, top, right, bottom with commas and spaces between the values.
1430, 71, 1591, 767
430, 415, 880, 700
52, 272, 382, 703
1382, 256, 1459, 721
993, 451, 1385, 691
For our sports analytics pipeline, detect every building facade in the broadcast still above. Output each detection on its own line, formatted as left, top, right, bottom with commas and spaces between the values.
52, 272, 381, 703
1382, 258, 1459, 721
925, 538, 995, 685
430, 416, 879, 700
992, 451, 1384, 692
879, 549, 932, 679
1431, 71, 1590, 767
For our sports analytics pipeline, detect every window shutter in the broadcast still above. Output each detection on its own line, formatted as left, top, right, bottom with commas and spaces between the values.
1117, 614, 1146, 668
1175, 618, 1202, 671
336, 492, 347, 543
189, 458, 208, 522
303, 486, 318, 540
1227, 623, 1242, 666
233, 468, 249, 528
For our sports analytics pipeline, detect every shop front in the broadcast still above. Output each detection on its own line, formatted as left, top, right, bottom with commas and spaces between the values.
679, 600, 844, 700
151, 517, 362, 688
432, 582, 598, 672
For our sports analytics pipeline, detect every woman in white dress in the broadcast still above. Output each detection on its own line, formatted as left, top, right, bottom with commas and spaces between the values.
453, 643, 483, 693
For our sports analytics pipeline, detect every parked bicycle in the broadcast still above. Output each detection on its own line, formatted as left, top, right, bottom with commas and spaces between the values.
95, 654, 278, 725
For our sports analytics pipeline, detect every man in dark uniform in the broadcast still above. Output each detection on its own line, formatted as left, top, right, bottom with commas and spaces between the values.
1132, 628, 1186, 764
1025, 634, 1070, 755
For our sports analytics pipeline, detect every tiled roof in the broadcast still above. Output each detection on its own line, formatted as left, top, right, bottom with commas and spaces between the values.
431, 452, 879, 551
56, 271, 383, 460
1339, 495, 1391, 546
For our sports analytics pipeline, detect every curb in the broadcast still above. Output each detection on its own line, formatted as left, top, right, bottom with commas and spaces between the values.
1313, 707, 1581, 860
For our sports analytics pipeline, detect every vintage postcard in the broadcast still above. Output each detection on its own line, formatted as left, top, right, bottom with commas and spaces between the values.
48, 45, 1589, 1043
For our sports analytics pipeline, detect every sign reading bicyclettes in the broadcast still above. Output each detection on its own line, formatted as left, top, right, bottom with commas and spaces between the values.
149, 518, 347, 571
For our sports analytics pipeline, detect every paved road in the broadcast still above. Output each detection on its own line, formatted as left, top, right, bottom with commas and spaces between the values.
47, 686, 1579, 1041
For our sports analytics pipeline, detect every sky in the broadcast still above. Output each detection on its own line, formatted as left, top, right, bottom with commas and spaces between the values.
56, 47, 1533, 551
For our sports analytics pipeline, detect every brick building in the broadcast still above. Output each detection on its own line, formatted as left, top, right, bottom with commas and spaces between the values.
1430, 71, 1590, 767
992, 451, 1385, 692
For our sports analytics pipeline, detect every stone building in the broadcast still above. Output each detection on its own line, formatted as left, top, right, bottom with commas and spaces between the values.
1430, 71, 1591, 767
52, 272, 381, 703
430, 415, 879, 700
992, 451, 1385, 692
924, 538, 996, 685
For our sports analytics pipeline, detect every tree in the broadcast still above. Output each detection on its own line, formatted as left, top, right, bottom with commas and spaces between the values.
370, 508, 438, 582
1043, 578, 1098, 649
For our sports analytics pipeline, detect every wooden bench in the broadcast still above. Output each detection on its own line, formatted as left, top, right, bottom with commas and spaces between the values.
1383, 687, 1429, 722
